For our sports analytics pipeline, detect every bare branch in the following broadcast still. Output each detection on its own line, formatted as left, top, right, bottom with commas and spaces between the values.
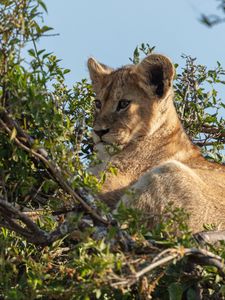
194, 230, 225, 245
111, 247, 225, 288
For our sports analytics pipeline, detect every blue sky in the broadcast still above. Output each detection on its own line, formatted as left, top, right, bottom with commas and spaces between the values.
38, 0, 225, 86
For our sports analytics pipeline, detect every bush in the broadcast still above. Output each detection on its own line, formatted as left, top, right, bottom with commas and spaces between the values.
0, 1, 225, 299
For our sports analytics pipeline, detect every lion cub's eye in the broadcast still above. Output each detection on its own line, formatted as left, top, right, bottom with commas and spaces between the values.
116, 99, 131, 112
94, 99, 102, 110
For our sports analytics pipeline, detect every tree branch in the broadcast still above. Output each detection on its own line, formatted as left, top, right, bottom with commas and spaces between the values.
201, 125, 225, 138
0, 197, 80, 245
111, 247, 225, 288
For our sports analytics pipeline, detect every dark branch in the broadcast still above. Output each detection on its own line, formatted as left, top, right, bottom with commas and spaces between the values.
0, 197, 78, 246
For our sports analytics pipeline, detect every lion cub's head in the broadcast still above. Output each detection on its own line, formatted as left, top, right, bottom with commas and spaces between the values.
88, 54, 174, 147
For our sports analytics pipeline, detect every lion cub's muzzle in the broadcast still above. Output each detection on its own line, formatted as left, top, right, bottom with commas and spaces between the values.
94, 128, 110, 139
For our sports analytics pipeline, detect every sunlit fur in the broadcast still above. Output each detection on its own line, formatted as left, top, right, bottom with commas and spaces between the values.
88, 54, 225, 232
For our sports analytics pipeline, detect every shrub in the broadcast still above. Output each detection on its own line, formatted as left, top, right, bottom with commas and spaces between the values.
0, 2, 225, 299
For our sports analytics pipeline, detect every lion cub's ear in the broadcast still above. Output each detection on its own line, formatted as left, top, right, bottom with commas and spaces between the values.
135, 54, 174, 98
87, 57, 113, 87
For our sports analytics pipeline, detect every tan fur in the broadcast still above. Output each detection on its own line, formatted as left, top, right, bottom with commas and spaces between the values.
87, 54, 225, 232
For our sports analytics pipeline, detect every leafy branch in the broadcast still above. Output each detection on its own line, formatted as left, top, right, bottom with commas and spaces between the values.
200, 0, 225, 27
0, 109, 108, 225
0, 197, 77, 245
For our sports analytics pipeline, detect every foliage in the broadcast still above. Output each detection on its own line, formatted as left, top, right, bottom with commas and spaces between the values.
200, 0, 225, 27
0, 1, 225, 299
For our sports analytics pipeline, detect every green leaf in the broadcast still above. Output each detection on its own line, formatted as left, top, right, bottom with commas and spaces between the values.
41, 25, 53, 33
37, 0, 48, 12
186, 288, 199, 300
168, 282, 183, 300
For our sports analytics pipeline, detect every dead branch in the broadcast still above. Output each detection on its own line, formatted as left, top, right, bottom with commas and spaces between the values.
111, 247, 225, 288
194, 230, 225, 245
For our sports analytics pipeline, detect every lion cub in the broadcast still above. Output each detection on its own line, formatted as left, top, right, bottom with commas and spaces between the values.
87, 54, 225, 232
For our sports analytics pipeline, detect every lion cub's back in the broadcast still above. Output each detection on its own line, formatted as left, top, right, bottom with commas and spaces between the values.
120, 160, 225, 232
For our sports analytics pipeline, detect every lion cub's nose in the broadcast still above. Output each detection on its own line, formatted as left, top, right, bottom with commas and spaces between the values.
94, 128, 110, 138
